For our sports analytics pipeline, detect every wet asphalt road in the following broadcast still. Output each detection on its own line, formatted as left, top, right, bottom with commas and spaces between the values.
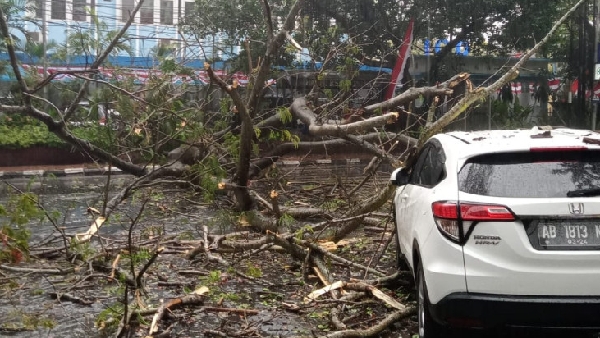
2, 168, 600, 338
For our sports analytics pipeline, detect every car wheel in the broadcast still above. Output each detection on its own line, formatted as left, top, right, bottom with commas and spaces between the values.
417, 263, 444, 338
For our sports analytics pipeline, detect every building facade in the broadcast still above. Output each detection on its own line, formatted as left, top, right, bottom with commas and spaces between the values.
17, 0, 225, 60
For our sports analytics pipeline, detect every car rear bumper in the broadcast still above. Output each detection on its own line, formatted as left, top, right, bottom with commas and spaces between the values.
430, 292, 600, 329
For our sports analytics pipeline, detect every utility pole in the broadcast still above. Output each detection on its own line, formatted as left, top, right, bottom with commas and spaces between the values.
488, 93, 492, 130
42, 0, 48, 101
579, 1, 587, 126
593, 0, 600, 130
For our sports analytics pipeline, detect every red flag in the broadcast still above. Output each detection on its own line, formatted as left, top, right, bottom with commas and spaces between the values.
548, 78, 560, 91
571, 79, 592, 98
385, 19, 414, 100
594, 83, 600, 98
571, 79, 579, 95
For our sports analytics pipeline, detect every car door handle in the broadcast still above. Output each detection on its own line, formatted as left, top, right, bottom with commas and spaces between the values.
400, 194, 409, 201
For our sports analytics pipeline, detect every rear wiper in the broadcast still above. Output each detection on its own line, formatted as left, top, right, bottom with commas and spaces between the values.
566, 188, 600, 197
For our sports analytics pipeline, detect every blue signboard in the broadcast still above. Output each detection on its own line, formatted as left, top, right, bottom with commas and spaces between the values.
424, 39, 469, 56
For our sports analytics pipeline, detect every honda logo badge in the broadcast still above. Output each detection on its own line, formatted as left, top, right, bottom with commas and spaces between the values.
569, 203, 585, 215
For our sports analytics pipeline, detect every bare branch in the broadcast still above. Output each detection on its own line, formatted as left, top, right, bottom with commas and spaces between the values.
248, 132, 416, 178
293, 238, 386, 276
260, 0, 275, 42
73, 74, 151, 106
0, 7, 29, 93
363, 73, 469, 113
29, 70, 100, 94
63, 81, 91, 121
291, 97, 400, 137
206, 64, 254, 210
0, 105, 29, 114
318, 308, 416, 338
248, 0, 305, 117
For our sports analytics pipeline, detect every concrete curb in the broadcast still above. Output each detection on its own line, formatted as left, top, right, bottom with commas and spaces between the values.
0, 159, 366, 179
279, 158, 363, 166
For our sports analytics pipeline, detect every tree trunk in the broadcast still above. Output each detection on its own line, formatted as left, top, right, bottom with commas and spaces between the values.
234, 109, 254, 211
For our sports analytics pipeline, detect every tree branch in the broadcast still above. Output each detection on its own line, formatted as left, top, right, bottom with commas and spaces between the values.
260, 0, 275, 42
363, 73, 469, 113
30, 70, 99, 94
248, 133, 416, 179
206, 64, 254, 210
420, 0, 585, 145
248, 0, 305, 117
319, 308, 416, 338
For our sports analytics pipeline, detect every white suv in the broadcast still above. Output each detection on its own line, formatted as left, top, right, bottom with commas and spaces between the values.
391, 127, 600, 337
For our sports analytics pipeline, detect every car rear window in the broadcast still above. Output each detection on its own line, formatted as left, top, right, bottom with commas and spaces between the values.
458, 150, 600, 198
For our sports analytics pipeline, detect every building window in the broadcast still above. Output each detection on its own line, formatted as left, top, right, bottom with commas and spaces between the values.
160, 1, 173, 25
140, 0, 154, 24
26, 31, 40, 42
159, 39, 177, 54
121, 0, 135, 22
30, 0, 43, 18
51, 0, 66, 20
73, 0, 87, 21
184, 1, 194, 17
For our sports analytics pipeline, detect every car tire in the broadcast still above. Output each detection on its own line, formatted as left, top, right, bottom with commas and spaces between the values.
417, 263, 445, 338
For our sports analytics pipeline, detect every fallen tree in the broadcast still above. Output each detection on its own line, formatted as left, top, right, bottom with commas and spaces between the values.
0, 0, 586, 336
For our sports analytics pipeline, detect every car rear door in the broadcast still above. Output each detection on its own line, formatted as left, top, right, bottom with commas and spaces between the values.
397, 143, 452, 270
459, 150, 600, 296
395, 146, 431, 269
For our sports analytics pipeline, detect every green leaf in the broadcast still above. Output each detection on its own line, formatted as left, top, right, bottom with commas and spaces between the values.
277, 107, 293, 124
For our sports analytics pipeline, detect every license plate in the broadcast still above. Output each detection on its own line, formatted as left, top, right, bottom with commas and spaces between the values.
537, 220, 600, 247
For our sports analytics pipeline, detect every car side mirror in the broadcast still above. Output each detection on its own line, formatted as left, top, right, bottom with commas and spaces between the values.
390, 168, 409, 186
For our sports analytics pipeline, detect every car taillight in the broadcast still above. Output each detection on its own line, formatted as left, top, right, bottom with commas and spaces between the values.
433, 202, 515, 221
432, 201, 515, 242
459, 204, 515, 221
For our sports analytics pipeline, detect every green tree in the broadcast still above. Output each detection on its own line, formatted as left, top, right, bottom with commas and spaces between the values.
182, 0, 573, 81
0, 0, 36, 74
55, 14, 133, 60
180, 0, 297, 72
22, 40, 59, 59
